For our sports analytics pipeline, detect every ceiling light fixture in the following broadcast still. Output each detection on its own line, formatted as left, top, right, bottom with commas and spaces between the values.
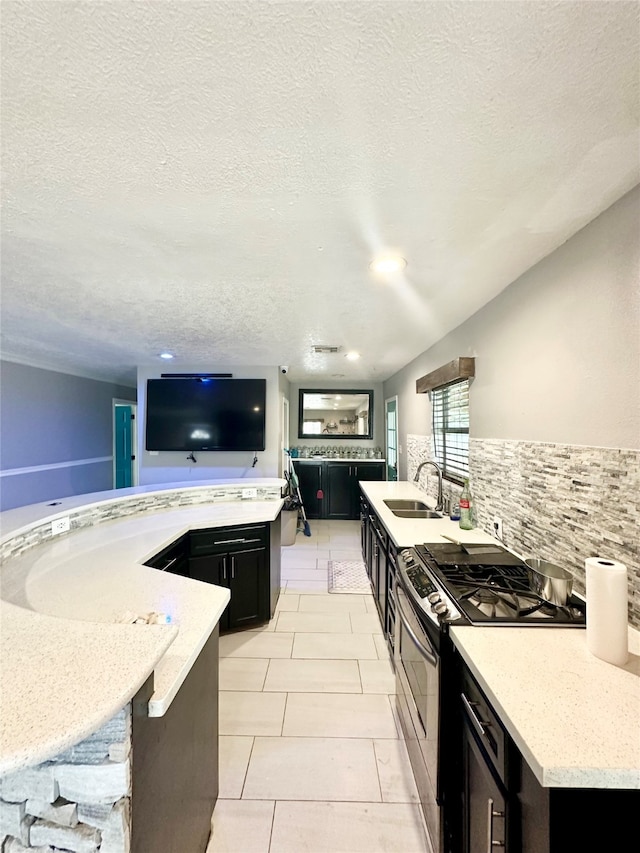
369, 256, 407, 274
159, 352, 174, 360
345, 351, 361, 361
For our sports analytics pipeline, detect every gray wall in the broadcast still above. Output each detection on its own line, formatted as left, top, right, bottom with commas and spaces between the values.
136, 365, 282, 484
0, 361, 136, 511
383, 187, 639, 628
383, 186, 640, 477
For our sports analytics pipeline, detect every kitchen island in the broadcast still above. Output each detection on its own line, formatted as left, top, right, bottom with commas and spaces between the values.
361, 479, 639, 852
0, 479, 284, 853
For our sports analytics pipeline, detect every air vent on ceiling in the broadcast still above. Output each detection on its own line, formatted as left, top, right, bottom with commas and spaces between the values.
313, 345, 341, 354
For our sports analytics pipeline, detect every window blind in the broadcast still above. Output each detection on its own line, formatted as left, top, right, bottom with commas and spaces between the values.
431, 379, 469, 482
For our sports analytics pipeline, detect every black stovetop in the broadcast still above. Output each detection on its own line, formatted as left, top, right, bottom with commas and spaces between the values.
415, 543, 586, 626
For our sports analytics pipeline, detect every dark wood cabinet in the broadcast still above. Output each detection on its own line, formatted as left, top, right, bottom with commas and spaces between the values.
363, 505, 393, 647
144, 522, 276, 633
360, 495, 371, 566
295, 460, 384, 520
325, 463, 353, 518
450, 652, 640, 853
517, 755, 640, 853
190, 547, 267, 631
294, 461, 324, 519
143, 534, 189, 577
189, 524, 269, 632
131, 628, 219, 853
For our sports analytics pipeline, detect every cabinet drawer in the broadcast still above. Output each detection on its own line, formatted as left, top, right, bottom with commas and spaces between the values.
460, 665, 510, 787
190, 524, 268, 557
369, 513, 387, 550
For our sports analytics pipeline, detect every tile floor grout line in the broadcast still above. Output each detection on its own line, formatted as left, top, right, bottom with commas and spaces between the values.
238, 735, 256, 802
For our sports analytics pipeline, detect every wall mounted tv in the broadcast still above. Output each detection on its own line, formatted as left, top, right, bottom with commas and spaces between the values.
145, 378, 266, 452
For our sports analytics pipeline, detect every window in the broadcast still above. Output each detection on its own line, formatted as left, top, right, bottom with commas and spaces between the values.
302, 420, 323, 435
430, 379, 469, 482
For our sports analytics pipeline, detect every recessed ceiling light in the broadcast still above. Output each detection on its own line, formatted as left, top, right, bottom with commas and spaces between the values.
369, 256, 407, 274
159, 352, 174, 360
345, 351, 361, 361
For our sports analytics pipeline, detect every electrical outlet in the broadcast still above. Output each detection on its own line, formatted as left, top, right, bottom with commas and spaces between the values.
243, 487, 258, 499
493, 516, 503, 540
51, 516, 70, 536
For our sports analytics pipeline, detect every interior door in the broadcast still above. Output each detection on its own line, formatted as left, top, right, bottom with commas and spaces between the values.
114, 404, 133, 488
385, 396, 398, 481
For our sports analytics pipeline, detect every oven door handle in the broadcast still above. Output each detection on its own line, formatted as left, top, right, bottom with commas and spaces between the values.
397, 595, 438, 667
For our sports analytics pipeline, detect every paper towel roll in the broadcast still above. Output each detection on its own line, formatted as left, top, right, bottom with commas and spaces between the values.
585, 557, 628, 666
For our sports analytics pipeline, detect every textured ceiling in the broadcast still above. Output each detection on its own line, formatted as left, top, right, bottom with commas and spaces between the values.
1, 1, 639, 386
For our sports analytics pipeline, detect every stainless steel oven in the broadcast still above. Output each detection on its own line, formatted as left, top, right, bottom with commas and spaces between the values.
395, 573, 443, 853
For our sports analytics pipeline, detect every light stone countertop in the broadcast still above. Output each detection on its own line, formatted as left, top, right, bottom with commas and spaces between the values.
0, 481, 284, 775
360, 480, 498, 548
451, 624, 640, 789
361, 479, 640, 790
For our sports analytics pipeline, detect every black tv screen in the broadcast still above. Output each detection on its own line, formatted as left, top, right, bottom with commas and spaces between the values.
145, 378, 266, 451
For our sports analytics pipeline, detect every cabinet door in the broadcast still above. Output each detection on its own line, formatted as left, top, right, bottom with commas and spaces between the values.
189, 553, 226, 585
352, 463, 385, 518
294, 462, 323, 519
360, 497, 369, 562
463, 729, 508, 853
353, 462, 385, 483
374, 535, 387, 629
326, 463, 353, 519
189, 554, 229, 631
227, 548, 268, 629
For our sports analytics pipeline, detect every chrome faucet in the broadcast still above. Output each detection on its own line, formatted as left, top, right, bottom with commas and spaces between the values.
413, 460, 444, 512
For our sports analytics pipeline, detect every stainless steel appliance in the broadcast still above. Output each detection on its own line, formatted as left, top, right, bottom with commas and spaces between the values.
394, 542, 586, 853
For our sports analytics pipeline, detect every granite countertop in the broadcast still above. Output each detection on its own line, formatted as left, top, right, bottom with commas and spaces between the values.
360, 480, 640, 790
0, 481, 284, 775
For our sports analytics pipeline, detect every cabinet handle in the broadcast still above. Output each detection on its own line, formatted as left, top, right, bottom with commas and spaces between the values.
213, 537, 256, 546
158, 557, 177, 572
461, 692, 491, 740
486, 798, 505, 850
222, 556, 227, 581
231, 555, 236, 580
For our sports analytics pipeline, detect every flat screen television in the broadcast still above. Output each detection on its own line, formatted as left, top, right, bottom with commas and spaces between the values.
145, 378, 266, 451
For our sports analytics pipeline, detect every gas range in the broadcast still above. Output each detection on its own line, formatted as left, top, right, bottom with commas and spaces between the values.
399, 542, 587, 629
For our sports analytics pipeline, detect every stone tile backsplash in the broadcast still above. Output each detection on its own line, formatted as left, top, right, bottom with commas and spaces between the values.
407, 434, 639, 629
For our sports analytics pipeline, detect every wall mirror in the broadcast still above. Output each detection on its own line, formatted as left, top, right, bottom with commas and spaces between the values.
298, 389, 373, 439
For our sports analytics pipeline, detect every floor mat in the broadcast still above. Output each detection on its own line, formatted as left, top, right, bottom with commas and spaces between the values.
327, 560, 371, 594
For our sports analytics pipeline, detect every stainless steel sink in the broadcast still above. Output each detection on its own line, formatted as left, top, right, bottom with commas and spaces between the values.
392, 509, 442, 519
384, 499, 430, 511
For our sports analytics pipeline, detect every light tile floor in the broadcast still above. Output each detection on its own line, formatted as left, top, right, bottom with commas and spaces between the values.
207, 519, 432, 853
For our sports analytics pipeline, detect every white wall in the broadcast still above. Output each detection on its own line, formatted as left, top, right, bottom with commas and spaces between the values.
383, 186, 640, 477
137, 365, 282, 484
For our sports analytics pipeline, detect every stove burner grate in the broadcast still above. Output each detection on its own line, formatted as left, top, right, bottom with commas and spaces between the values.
413, 548, 587, 624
